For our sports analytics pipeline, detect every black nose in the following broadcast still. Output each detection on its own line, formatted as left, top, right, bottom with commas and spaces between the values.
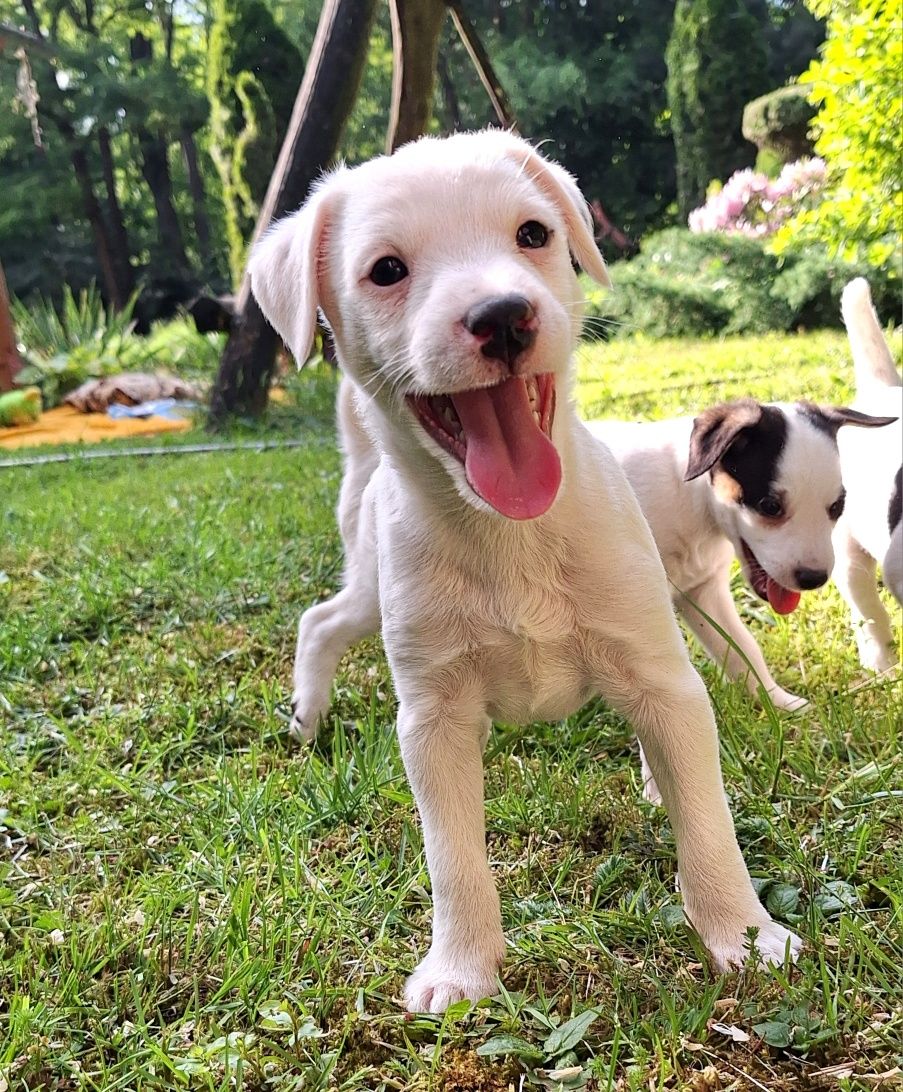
795, 567, 828, 590
464, 293, 536, 365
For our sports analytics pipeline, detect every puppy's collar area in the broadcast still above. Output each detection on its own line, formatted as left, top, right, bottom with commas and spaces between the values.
407, 374, 560, 520
740, 539, 801, 615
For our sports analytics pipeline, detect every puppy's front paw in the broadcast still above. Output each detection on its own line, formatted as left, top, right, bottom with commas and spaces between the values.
858, 637, 897, 675
768, 688, 809, 713
642, 773, 663, 806
289, 688, 326, 741
404, 947, 503, 1013
702, 916, 802, 972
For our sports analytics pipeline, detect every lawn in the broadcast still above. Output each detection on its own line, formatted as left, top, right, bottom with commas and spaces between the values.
1, 331, 901, 1091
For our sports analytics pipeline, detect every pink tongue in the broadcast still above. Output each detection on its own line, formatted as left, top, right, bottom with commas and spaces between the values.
451, 377, 561, 519
766, 577, 801, 615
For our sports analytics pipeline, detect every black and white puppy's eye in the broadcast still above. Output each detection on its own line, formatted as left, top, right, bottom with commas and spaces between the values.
516, 220, 549, 249
757, 495, 784, 518
370, 256, 408, 286
828, 491, 846, 521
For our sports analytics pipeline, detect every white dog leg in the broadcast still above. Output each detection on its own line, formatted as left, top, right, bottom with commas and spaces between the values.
833, 525, 898, 673
679, 581, 808, 712
397, 700, 506, 1013
882, 522, 903, 607
609, 659, 801, 970
291, 578, 380, 739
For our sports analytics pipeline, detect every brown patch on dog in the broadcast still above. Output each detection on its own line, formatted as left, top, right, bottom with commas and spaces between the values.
711, 468, 742, 505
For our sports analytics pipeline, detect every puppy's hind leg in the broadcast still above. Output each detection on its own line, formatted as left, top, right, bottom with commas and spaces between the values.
599, 637, 801, 970
832, 523, 898, 673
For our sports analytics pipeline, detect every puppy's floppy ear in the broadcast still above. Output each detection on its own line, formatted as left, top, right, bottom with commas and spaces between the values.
505, 139, 611, 287
248, 178, 338, 367
797, 401, 898, 436
685, 399, 764, 481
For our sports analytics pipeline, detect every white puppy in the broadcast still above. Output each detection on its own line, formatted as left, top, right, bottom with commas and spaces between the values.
586, 401, 892, 804
834, 279, 903, 672
249, 130, 800, 1013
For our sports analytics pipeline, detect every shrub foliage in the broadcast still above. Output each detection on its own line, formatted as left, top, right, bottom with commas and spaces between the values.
588, 228, 898, 339
775, 0, 902, 271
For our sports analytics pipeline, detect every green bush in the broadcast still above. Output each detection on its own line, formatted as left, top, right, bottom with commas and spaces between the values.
585, 228, 897, 339
742, 85, 816, 164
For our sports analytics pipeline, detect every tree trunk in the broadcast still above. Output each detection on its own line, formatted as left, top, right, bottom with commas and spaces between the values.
437, 48, 461, 132
180, 124, 214, 276
138, 126, 189, 270
386, 0, 448, 152
448, 0, 517, 129
210, 0, 379, 423
69, 138, 128, 309
130, 32, 189, 272
97, 126, 136, 298
0, 257, 22, 393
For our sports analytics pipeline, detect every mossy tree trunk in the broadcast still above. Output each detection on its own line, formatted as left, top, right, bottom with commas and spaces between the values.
209, 0, 378, 423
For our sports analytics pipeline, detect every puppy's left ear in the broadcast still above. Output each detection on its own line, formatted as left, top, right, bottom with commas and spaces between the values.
248, 177, 339, 366
800, 402, 898, 436
509, 143, 611, 287
685, 399, 764, 481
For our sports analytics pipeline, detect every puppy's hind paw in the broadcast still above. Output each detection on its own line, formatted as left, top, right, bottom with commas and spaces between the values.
706, 918, 802, 973
404, 951, 502, 1014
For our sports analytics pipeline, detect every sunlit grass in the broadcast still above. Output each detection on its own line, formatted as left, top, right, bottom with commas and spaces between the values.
1, 336, 900, 1089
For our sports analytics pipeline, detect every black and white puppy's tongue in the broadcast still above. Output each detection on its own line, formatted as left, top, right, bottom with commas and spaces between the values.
451, 376, 561, 520
765, 578, 801, 615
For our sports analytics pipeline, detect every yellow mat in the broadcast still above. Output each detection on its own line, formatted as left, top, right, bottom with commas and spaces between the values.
0, 404, 192, 450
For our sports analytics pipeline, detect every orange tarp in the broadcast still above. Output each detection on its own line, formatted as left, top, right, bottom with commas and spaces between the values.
0, 404, 192, 450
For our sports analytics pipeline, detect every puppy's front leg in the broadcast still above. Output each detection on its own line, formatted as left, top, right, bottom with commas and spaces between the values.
608, 656, 801, 970
397, 699, 505, 1013
678, 579, 808, 712
291, 579, 380, 738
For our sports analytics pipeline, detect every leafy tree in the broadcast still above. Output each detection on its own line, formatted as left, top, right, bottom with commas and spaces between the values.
438, 0, 679, 247
666, 0, 770, 218
775, 0, 901, 272
0, 0, 215, 303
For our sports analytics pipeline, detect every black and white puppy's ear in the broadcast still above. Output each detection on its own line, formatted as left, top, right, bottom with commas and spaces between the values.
796, 401, 898, 437
685, 399, 764, 481
248, 175, 341, 367
501, 136, 611, 287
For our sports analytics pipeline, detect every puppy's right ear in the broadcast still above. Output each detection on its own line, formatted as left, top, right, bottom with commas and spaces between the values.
248, 180, 337, 367
685, 399, 763, 481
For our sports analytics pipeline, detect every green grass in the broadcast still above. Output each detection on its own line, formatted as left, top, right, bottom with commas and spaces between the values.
1, 332, 901, 1091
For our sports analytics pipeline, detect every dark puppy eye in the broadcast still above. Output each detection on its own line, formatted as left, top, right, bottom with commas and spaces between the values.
828, 491, 846, 521
370, 256, 408, 286
516, 221, 549, 249
757, 495, 783, 518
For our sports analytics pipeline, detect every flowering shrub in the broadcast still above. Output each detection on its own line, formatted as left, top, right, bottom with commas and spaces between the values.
688, 158, 826, 237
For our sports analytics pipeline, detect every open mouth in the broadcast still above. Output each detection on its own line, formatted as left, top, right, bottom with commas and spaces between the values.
740, 540, 801, 615
406, 374, 560, 520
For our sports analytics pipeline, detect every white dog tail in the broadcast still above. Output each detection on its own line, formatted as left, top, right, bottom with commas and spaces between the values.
841, 278, 902, 390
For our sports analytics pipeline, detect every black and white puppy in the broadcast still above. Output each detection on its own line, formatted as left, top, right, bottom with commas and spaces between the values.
586, 401, 892, 705
834, 278, 903, 672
